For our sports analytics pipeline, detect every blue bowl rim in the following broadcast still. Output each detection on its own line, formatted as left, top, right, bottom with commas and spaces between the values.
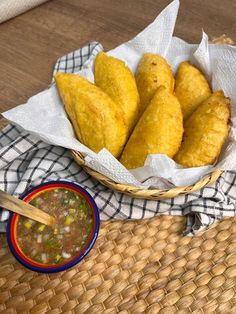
6, 180, 100, 273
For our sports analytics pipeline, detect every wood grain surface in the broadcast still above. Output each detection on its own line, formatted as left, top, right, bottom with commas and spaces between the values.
0, 0, 235, 113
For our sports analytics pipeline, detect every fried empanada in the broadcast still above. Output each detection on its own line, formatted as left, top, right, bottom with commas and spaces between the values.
94, 52, 140, 132
135, 53, 175, 114
55, 72, 128, 158
175, 61, 211, 120
174, 91, 230, 167
120, 86, 183, 169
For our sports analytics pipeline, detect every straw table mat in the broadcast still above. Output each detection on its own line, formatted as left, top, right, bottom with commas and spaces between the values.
1, 216, 236, 313
1, 35, 236, 314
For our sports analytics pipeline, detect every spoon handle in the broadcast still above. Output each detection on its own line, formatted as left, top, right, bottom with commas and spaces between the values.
0, 189, 55, 226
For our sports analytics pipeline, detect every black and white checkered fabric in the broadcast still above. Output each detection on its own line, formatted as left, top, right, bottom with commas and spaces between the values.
0, 42, 236, 235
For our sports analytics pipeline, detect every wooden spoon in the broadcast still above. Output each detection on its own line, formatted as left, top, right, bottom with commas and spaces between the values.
0, 189, 55, 226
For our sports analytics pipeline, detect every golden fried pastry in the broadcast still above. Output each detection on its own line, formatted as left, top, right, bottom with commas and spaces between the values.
174, 91, 230, 167
135, 53, 175, 114
175, 61, 211, 120
94, 52, 140, 132
120, 86, 183, 169
55, 72, 128, 158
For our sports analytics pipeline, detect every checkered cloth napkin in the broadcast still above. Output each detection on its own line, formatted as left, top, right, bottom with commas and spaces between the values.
0, 42, 236, 235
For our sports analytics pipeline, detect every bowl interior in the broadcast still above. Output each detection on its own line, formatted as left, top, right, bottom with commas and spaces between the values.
7, 181, 100, 273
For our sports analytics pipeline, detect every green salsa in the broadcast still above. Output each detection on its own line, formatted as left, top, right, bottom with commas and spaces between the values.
16, 188, 94, 265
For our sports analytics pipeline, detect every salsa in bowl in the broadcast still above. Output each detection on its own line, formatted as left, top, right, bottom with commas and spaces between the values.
7, 181, 100, 273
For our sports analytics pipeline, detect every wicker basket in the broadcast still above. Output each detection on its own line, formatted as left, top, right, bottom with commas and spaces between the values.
71, 150, 222, 200
71, 35, 234, 200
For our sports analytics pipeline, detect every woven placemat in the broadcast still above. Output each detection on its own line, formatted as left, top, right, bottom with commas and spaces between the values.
1, 216, 236, 313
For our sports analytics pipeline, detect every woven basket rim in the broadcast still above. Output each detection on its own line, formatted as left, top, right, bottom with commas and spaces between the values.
71, 150, 222, 199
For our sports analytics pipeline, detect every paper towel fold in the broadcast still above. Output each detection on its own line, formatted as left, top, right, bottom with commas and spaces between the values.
3, 0, 236, 189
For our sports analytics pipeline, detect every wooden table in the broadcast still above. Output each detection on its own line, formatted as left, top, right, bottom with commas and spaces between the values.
0, 0, 235, 114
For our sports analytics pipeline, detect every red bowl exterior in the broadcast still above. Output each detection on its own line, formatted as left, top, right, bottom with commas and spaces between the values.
7, 181, 100, 273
